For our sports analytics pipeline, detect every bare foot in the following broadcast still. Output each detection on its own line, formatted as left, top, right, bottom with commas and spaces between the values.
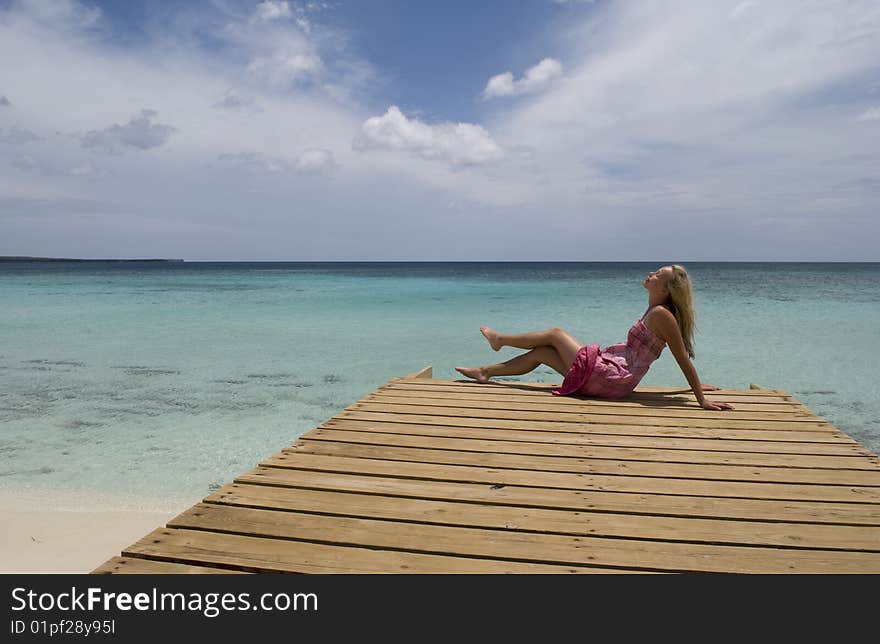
480, 326, 502, 351
455, 366, 489, 383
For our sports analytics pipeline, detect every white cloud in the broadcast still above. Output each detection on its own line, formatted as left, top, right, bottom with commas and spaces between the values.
218, 2, 333, 94
857, 106, 880, 121
217, 148, 336, 176
0, 96, 11, 107
81, 109, 176, 154
218, 151, 291, 174
11, 153, 41, 172
0, 127, 40, 144
729, 0, 759, 20
483, 58, 563, 99
9, 150, 110, 179
12, 0, 101, 29
355, 106, 504, 167
295, 148, 336, 174
465, 0, 880, 259
247, 52, 322, 88
295, 17, 311, 33
206, 0, 368, 103
213, 90, 255, 110
252, 0, 312, 33
254, 1, 292, 22
67, 160, 110, 178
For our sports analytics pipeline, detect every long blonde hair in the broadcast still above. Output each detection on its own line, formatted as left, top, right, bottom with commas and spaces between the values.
665, 264, 696, 359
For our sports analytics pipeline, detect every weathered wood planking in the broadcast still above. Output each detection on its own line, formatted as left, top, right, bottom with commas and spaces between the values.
93, 368, 880, 574
92, 557, 248, 574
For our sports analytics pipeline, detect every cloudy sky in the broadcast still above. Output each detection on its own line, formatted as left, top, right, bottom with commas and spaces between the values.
1, 0, 878, 260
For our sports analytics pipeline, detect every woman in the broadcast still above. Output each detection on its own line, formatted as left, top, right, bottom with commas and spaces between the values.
455, 265, 734, 411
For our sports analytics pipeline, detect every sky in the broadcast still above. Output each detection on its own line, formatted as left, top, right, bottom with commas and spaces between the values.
0, 0, 878, 261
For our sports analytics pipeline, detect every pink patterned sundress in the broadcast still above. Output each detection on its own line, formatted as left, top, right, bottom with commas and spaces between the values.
553, 316, 666, 399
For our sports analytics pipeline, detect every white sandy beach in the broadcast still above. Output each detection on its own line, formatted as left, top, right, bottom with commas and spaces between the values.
0, 487, 193, 574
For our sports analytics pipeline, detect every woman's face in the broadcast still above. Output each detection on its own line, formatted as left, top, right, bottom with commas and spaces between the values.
642, 266, 673, 294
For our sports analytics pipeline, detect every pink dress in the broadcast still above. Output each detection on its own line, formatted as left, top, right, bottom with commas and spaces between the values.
553, 316, 666, 399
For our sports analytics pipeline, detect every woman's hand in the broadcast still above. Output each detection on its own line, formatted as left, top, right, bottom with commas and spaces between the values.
701, 399, 735, 411
700, 384, 723, 391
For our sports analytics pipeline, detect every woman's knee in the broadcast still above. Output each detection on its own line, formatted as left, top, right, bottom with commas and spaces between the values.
548, 326, 581, 362
550, 326, 577, 345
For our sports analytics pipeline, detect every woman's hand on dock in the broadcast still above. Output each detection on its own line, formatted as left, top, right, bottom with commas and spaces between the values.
700, 384, 723, 391
701, 399, 735, 411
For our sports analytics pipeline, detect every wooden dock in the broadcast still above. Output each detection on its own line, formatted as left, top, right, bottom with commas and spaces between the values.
94, 367, 880, 574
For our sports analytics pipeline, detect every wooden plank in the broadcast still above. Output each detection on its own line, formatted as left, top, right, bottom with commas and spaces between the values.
167, 503, 880, 573
397, 379, 803, 404
264, 451, 880, 503
322, 418, 872, 456
380, 383, 806, 412
287, 439, 880, 487
382, 388, 813, 416
398, 378, 794, 397
368, 392, 817, 421
239, 467, 880, 525
124, 528, 606, 574
347, 401, 834, 432
307, 427, 880, 470
387, 380, 800, 402
92, 556, 246, 574
338, 410, 856, 444
209, 483, 880, 552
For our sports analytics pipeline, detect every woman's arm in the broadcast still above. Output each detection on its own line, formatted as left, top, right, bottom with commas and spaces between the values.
654, 310, 734, 410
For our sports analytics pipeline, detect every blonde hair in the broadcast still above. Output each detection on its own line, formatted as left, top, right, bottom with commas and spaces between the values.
665, 264, 696, 359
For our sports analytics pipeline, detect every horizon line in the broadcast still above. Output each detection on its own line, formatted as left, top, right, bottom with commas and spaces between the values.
2, 257, 879, 264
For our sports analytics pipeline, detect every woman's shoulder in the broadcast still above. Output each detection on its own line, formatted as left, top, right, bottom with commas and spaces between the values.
641, 305, 676, 340
642, 304, 675, 322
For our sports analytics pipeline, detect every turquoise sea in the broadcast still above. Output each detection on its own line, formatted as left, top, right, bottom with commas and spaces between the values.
1, 261, 878, 504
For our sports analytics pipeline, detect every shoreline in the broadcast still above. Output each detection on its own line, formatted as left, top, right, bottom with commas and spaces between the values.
0, 486, 195, 574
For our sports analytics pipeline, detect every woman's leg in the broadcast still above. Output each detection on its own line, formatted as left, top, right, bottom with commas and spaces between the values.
481, 325, 581, 371
455, 346, 568, 384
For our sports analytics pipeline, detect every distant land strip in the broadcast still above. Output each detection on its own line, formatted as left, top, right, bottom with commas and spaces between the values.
0, 256, 184, 263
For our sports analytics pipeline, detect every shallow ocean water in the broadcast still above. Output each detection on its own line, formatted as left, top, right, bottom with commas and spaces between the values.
1, 261, 878, 502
